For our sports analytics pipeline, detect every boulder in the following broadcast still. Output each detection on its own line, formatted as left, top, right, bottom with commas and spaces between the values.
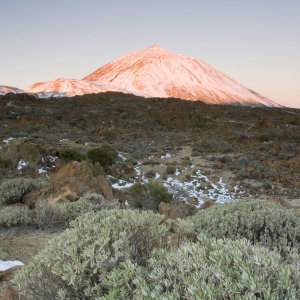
158, 202, 196, 221
214, 161, 224, 169
201, 199, 215, 210
50, 161, 113, 200
0, 265, 22, 282
50, 161, 92, 197
0, 287, 19, 300
123, 164, 134, 174
47, 189, 78, 205
89, 176, 113, 200
22, 186, 53, 208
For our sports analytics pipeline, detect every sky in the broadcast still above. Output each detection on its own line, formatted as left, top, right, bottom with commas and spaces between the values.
1, 0, 299, 108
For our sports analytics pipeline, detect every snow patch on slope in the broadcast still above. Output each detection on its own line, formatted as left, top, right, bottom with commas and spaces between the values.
25, 78, 132, 98
0, 85, 25, 95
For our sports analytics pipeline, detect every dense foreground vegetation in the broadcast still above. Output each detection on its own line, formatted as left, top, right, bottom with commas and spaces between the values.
11, 201, 300, 299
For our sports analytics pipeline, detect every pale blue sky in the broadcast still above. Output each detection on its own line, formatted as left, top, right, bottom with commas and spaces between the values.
1, 0, 299, 108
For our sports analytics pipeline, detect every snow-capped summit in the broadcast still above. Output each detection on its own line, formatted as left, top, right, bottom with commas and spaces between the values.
25, 78, 131, 98
83, 45, 280, 107
0, 85, 25, 95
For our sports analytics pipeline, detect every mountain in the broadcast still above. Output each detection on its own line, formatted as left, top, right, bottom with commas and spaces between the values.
0, 85, 25, 95
83, 44, 279, 107
25, 78, 131, 98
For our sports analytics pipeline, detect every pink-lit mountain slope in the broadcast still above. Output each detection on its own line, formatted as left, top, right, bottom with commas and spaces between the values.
0, 85, 25, 95
25, 78, 131, 98
83, 44, 280, 107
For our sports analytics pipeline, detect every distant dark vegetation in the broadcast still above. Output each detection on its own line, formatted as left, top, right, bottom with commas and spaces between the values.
0, 92, 300, 193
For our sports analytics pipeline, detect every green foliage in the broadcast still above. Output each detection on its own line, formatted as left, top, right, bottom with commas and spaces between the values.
145, 169, 156, 178
166, 165, 176, 174
132, 235, 300, 299
0, 247, 8, 260
36, 193, 118, 230
100, 143, 118, 160
190, 200, 300, 262
259, 133, 270, 142
13, 209, 192, 299
13, 210, 300, 299
87, 147, 115, 167
0, 156, 12, 169
36, 202, 65, 230
0, 206, 31, 227
59, 148, 87, 162
79, 192, 119, 211
36, 200, 93, 230
0, 178, 48, 206
87, 161, 106, 177
128, 181, 172, 211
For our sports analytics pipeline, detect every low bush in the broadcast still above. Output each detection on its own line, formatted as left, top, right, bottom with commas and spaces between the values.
13, 210, 300, 299
100, 143, 118, 160
13, 209, 192, 299
86, 161, 106, 177
0, 178, 48, 206
145, 169, 156, 178
87, 147, 115, 167
190, 199, 300, 262
78, 192, 119, 211
0, 247, 8, 260
36, 200, 94, 230
128, 181, 172, 211
0, 156, 12, 169
166, 165, 176, 174
36, 202, 65, 230
59, 148, 87, 162
0, 206, 31, 227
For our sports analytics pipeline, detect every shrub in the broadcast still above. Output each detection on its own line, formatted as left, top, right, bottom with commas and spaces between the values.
13, 213, 300, 299
36, 203, 65, 230
100, 143, 118, 160
78, 192, 119, 211
132, 236, 300, 299
59, 148, 86, 162
0, 206, 31, 227
13, 209, 192, 299
0, 178, 48, 206
0, 247, 8, 260
36, 200, 94, 230
87, 147, 115, 167
190, 199, 300, 262
0, 156, 12, 169
145, 169, 156, 178
166, 165, 176, 174
87, 161, 106, 177
259, 133, 270, 142
128, 181, 172, 211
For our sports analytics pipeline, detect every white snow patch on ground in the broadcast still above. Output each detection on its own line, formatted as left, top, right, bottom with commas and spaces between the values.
112, 163, 247, 207
49, 155, 58, 163
0, 260, 24, 272
17, 160, 29, 171
118, 154, 127, 161
161, 153, 172, 159
3, 137, 15, 144
38, 168, 48, 174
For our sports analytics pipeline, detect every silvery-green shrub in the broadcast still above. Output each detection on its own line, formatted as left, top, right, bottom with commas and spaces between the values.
0, 206, 31, 227
132, 235, 300, 299
13, 209, 193, 299
13, 211, 300, 299
0, 178, 48, 205
0, 247, 8, 260
190, 199, 300, 262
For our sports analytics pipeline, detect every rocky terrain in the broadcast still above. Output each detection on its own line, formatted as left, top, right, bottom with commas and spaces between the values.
0, 91, 300, 298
